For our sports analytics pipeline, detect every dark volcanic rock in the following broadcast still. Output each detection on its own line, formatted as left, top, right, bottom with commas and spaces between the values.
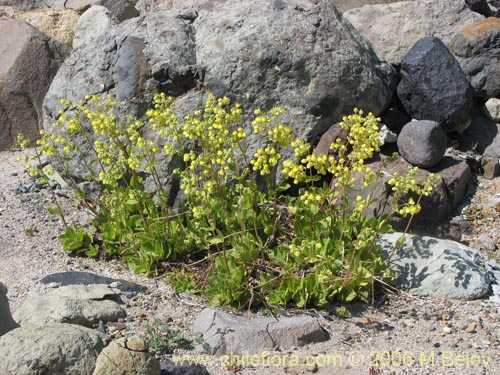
397, 36, 473, 131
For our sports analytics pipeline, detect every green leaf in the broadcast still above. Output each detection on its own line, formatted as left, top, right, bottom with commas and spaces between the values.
395, 235, 406, 249
85, 244, 99, 257
47, 205, 63, 217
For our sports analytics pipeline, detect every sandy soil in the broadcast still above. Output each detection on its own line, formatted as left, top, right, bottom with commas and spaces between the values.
1, 149, 500, 375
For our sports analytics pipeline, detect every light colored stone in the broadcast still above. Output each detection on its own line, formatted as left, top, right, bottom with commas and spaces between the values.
92, 336, 160, 375
73, 5, 118, 49
379, 233, 492, 300
193, 308, 328, 355
484, 98, 500, 122
0, 323, 109, 375
14, 284, 125, 327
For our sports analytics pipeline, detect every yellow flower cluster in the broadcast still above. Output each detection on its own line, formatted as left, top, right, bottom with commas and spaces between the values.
250, 146, 280, 176
387, 168, 442, 217
300, 190, 325, 206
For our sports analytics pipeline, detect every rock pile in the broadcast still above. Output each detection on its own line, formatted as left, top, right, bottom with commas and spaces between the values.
0, 282, 161, 375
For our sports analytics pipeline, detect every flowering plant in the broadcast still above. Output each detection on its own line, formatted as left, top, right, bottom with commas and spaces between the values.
22, 93, 439, 308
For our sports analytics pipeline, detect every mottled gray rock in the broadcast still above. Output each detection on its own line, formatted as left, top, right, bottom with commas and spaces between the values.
379, 233, 492, 300
193, 308, 328, 355
73, 6, 118, 49
43, 1, 395, 187
14, 284, 125, 327
397, 37, 473, 131
0, 18, 68, 150
449, 17, 500, 100
484, 98, 500, 122
397, 120, 447, 168
93, 336, 160, 375
0, 323, 109, 375
0, 282, 17, 336
344, 0, 482, 65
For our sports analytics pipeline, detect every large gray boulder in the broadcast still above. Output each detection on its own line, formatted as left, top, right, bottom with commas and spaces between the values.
379, 233, 492, 300
193, 308, 328, 355
0, 323, 109, 375
14, 284, 126, 327
73, 5, 118, 49
344, 0, 482, 65
449, 17, 500, 100
397, 36, 473, 131
0, 19, 68, 150
93, 336, 161, 375
0, 282, 17, 336
43, 0, 395, 183
397, 120, 447, 168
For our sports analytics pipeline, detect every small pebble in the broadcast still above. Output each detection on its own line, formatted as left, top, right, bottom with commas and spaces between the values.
443, 326, 452, 334
109, 281, 121, 288
47, 282, 61, 288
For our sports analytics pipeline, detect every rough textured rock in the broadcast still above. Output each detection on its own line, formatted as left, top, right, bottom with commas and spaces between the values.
43, 1, 395, 183
449, 17, 500, 100
0, 282, 17, 336
0, 19, 68, 151
397, 120, 447, 168
73, 5, 118, 49
397, 36, 473, 131
193, 308, 328, 355
484, 98, 500, 123
0, 7, 80, 47
93, 336, 160, 375
14, 284, 125, 327
344, 0, 482, 65
379, 233, 492, 300
0, 323, 109, 375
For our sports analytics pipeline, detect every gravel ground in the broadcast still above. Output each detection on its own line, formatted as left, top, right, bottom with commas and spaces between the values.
1, 149, 500, 375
